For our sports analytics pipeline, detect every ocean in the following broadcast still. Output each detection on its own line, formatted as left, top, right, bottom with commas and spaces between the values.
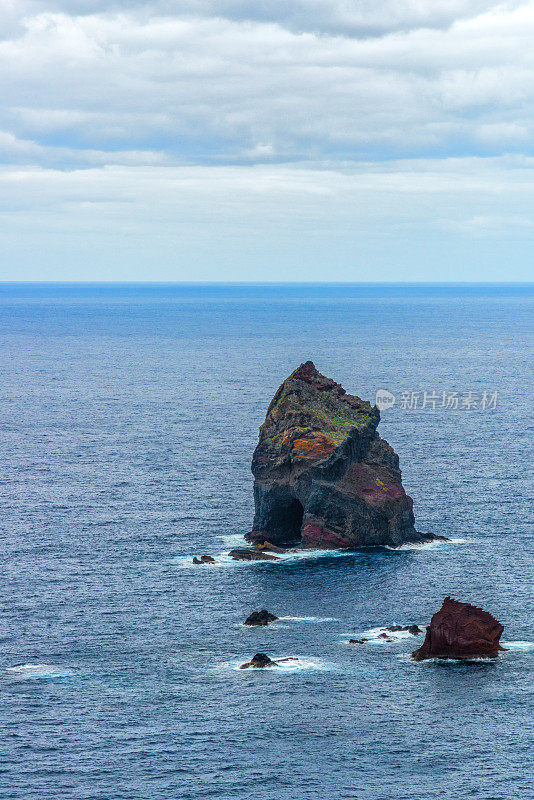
0, 283, 532, 800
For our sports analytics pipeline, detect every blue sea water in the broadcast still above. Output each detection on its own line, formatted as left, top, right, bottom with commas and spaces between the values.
0, 282, 533, 800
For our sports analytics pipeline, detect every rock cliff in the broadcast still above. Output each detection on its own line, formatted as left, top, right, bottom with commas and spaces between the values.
412, 597, 505, 660
247, 361, 435, 548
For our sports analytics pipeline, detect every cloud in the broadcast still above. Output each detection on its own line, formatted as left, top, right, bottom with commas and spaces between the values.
1, 1, 533, 278
2, 156, 534, 280
1, 2, 534, 167
1, 1, 522, 38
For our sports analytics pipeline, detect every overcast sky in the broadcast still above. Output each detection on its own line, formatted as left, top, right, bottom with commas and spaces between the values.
2, 0, 534, 280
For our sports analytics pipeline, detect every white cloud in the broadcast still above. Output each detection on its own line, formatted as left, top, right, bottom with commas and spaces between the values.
1, 2, 534, 165
1, 1, 534, 278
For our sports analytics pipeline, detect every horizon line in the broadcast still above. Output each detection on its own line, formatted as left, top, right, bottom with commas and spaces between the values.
1, 280, 533, 286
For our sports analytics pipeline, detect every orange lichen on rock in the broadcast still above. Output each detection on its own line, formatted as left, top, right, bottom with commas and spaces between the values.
291, 434, 335, 459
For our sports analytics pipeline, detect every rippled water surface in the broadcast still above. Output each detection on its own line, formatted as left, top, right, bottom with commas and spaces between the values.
0, 283, 532, 800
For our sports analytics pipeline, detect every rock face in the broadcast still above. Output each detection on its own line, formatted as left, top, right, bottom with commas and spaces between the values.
248, 361, 434, 548
244, 610, 279, 626
239, 653, 276, 669
412, 597, 505, 660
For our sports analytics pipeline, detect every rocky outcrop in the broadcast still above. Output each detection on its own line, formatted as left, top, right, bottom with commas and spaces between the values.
244, 610, 279, 626
248, 361, 436, 548
386, 625, 421, 635
192, 555, 216, 564
229, 548, 279, 561
349, 625, 421, 644
239, 653, 298, 669
239, 652, 275, 668
412, 597, 505, 660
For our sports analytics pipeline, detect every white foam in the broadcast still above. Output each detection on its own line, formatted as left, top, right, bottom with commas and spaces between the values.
5, 663, 75, 679
276, 548, 351, 562
215, 656, 335, 673
172, 546, 353, 569
342, 625, 424, 644
172, 553, 248, 569
279, 616, 337, 623
421, 656, 498, 663
502, 641, 534, 650
174, 536, 469, 569
386, 537, 467, 551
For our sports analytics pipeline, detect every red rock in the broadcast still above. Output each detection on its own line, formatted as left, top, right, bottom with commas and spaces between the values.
412, 597, 505, 661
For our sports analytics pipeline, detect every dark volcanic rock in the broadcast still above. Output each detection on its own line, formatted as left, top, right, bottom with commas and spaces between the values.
239, 653, 299, 668
386, 625, 422, 635
244, 610, 279, 626
239, 652, 276, 669
248, 361, 436, 548
192, 555, 216, 564
406, 625, 421, 635
412, 597, 505, 661
229, 548, 279, 561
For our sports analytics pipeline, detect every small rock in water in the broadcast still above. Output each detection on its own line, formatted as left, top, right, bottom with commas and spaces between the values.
349, 638, 369, 644
385, 624, 422, 635
239, 653, 277, 669
239, 653, 299, 669
229, 548, 279, 561
244, 610, 279, 626
192, 555, 216, 564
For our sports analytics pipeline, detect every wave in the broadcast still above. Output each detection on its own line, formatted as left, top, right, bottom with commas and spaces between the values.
386, 537, 467, 551
341, 625, 424, 645
172, 547, 354, 569
502, 640, 534, 650
175, 536, 468, 569
214, 656, 335, 673
278, 616, 337, 623
5, 663, 75, 679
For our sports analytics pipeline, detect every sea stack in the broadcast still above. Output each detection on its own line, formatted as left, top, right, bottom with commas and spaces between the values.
412, 597, 505, 660
248, 361, 435, 548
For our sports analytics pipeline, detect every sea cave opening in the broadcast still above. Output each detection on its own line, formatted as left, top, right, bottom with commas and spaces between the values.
287, 498, 304, 541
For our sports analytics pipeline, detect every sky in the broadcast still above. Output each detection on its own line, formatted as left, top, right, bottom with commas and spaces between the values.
1, 0, 534, 281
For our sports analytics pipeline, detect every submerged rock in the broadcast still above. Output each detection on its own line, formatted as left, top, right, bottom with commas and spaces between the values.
385, 625, 422, 635
412, 597, 505, 661
349, 638, 369, 644
192, 555, 216, 564
228, 548, 279, 561
248, 361, 437, 548
244, 610, 279, 626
